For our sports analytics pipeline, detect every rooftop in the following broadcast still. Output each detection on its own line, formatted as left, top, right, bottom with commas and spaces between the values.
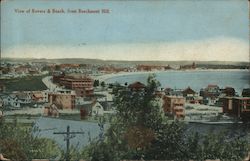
128, 81, 146, 89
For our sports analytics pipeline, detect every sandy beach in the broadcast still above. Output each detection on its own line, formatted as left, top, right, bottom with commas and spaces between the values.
93, 69, 249, 82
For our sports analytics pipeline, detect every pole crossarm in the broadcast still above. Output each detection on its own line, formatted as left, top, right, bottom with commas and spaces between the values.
53, 125, 85, 161
53, 131, 84, 134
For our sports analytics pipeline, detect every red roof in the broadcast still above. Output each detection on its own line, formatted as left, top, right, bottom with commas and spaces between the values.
128, 81, 146, 89
182, 87, 196, 95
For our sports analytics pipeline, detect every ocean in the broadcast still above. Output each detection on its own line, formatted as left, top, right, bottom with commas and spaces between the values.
105, 70, 250, 94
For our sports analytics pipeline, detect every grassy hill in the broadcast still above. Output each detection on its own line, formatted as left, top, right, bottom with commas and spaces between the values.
0, 75, 47, 92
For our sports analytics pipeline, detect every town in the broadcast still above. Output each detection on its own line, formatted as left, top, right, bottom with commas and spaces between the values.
0, 59, 249, 123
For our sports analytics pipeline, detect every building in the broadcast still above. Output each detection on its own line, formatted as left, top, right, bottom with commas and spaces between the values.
44, 103, 59, 117
162, 96, 185, 119
200, 85, 221, 105
59, 76, 94, 97
48, 90, 76, 110
182, 87, 196, 97
52, 71, 65, 84
32, 91, 46, 103
179, 62, 196, 70
1, 94, 21, 108
91, 101, 104, 116
182, 87, 202, 104
15, 92, 32, 104
222, 97, 233, 114
220, 87, 236, 97
222, 97, 250, 121
164, 88, 183, 96
136, 65, 168, 71
232, 97, 250, 121
242, 88, 250, 97
128, 81, 146, 91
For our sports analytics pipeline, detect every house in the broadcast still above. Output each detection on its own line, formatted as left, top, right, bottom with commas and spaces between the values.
222, 97, 234, 114
206, 84, 220, 93
32, 91, 46, 103
232, 97, 250, 122
91, 101, 104, 116
77, 100, 107, 117
28, 68, 40, 75
15, 92, 32, 104
162, 95, 185, 119
14, 66, 29, 74
43, 103, 59, 117
164, 88, 183, 96
182, 87, 196, 97
48, 90, 76, 110
76, 103, 92, 117
220, 87, 236, 97
182, 87, 202, 104
200, 85, 221, 105
164, 88, 172, 95
242, 88, 250, 97
222, 97, 250, 121
1, 94, 21, 108
128, 81, 146, 91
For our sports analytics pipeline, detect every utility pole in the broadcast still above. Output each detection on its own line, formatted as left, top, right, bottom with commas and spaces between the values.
53, 125, 84, 161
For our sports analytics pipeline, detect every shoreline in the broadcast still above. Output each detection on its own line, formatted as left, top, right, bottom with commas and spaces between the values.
93, 69, 249, 82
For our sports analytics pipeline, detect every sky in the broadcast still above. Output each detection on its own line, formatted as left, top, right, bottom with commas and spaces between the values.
1, 0, 249, 61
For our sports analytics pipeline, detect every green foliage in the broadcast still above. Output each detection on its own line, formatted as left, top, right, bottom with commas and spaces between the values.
111, 82, 124, 94
145, 121, 187, 160
0, 75, 47, 92
0, 118, 61, 161
93, 79, 100, 87
60, 146, 83, 161
82, 75, 249, 161
198, 132, 249, 160
88, 142, 115, 161
100, 81, 106, 88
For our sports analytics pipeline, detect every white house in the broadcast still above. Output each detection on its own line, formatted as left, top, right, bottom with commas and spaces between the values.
91, 102, 104, 116
15, 92, 32, 104
1, 94, 21, 108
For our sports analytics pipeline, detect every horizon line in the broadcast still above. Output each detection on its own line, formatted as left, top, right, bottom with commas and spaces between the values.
1, 57, 249, 63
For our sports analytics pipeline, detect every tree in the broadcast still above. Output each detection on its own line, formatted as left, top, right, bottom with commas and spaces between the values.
82, 75, 249, 161
93, 80, 100, 87
0, 118, 61, 161
84, 74, 168, 160
100, 81, 106, 88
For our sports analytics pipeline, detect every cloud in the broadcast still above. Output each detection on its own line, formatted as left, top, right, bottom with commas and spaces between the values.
2, 37, 249, 62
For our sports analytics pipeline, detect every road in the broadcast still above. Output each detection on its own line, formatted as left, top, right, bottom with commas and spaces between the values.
42, 76, 64, 91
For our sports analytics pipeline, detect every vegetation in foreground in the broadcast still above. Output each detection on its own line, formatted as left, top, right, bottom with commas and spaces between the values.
0, 119, 61, 161
81, 75, 249, 161
0, 75, 249, 160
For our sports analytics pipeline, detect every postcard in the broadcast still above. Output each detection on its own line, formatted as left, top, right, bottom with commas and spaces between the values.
0, 0, 249, 161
